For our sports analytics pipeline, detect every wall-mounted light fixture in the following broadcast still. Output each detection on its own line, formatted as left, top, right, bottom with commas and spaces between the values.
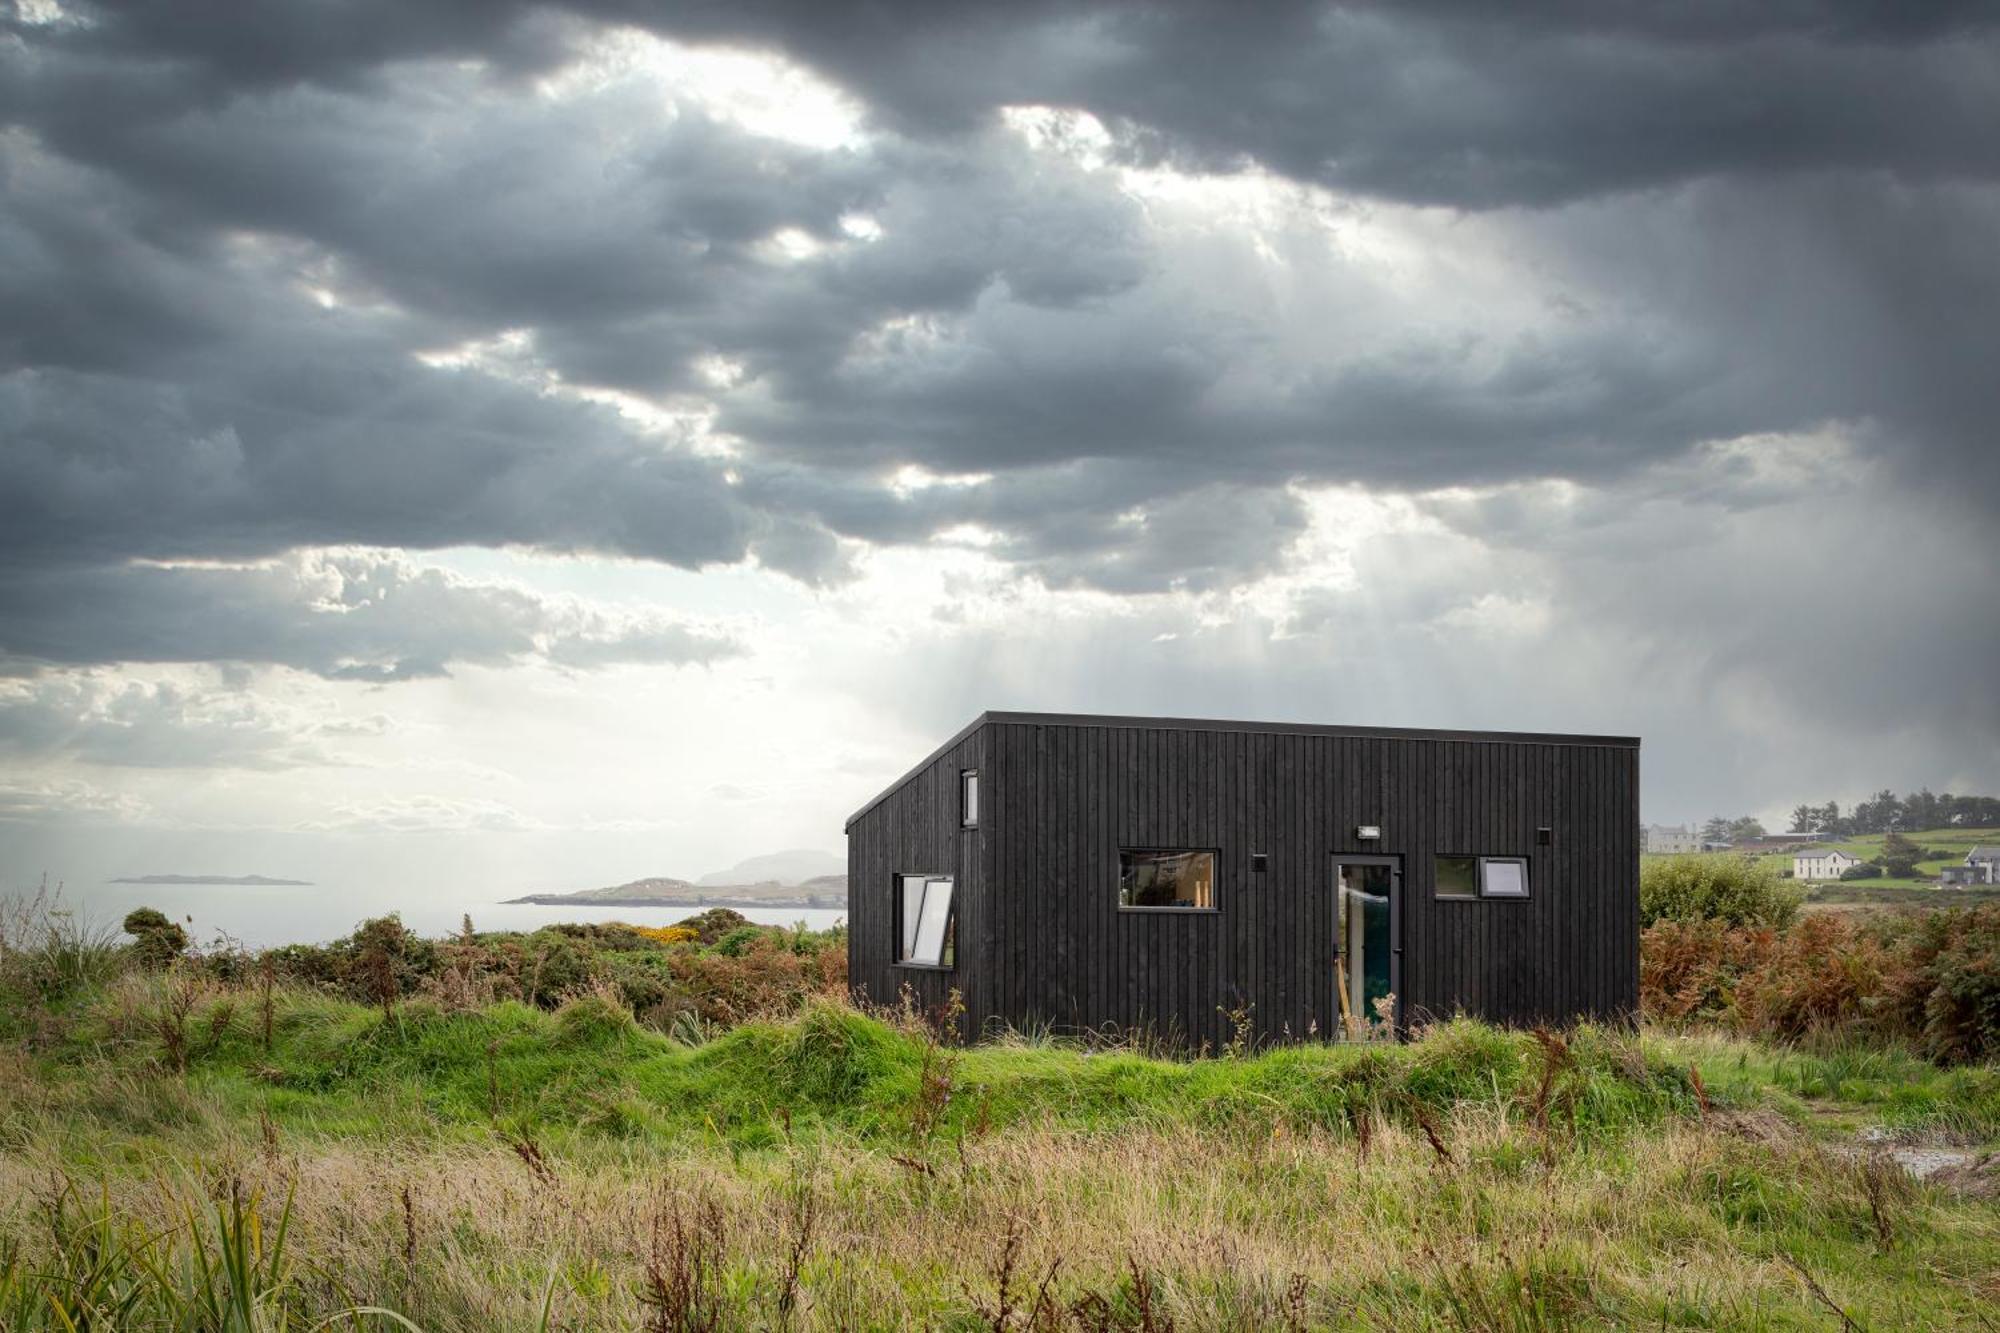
1250, 852, 1269, 872
1537, 827, 1553, 846
1355, 824, 1381, 841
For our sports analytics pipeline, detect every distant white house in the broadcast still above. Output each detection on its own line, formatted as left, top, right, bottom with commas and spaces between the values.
1793, 848, 1862, 881
1945, 846, 2000, 886
1644, 824, 1700, 854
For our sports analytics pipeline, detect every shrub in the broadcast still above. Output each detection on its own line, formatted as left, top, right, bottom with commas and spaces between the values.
1734, 914, 1893, 1041
1639, 918, 1775, 1025
1640, 903, 2000, 1064
1875, 905, 2000, 1064
624, 923, 699, 947
680, 907, 751, 945
713, 926, 763, 958
120, 907, 188, 970
1639, 854, 1801, 928
1841, 864, 1883, 881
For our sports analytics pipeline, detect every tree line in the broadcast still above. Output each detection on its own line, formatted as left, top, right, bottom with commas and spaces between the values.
1786, 789, 2000, 837
1691, 790, 2000, 846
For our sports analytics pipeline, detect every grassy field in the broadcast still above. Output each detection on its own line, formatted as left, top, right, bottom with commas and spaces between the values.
3, 965, 1998, 1328
1747, 826, 2000, 889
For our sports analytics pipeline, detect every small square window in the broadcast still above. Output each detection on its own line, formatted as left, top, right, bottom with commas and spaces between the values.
1435, 855, 1478, 899
960, 770, 978, 828
1481, 857, 1530, 899
1119, 849, 1216, 909
897, 873, 956, 967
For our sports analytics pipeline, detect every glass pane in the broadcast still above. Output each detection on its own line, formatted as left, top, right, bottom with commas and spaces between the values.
1436, 855, 1478, 898
962, 771, 978, 826
912, 878, 953, 964
1119, 850, 1214, 907
900, 874, 926, 959
1337, 862, 1394, 1036
1483, 858, 1528, 897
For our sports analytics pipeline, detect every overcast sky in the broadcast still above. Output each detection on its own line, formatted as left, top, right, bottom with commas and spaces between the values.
3, 1, 1997, 923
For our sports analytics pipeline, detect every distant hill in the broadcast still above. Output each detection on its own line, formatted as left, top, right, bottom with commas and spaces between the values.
696, 849, 843, 887
109, 874, 313, 887
505, 872, 846, 909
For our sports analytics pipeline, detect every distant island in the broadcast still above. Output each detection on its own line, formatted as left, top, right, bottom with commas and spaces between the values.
108, 874, 314, 887
505, 873, 846, 910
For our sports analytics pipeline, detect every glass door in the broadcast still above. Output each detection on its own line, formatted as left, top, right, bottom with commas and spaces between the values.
1333, 857, 1399, 1040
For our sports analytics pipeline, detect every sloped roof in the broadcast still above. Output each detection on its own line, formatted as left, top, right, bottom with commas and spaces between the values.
1967, 846, 2000, 862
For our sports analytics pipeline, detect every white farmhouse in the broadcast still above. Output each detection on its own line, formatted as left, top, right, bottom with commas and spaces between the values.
1793, 848, 1862, 881
1644, 824, 1699, 854
1945, 847, 2000, 886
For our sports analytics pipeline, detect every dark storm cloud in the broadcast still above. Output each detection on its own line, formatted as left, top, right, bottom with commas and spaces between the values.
0, 551, 744, 681
1, 0, 1997, 675
639, 1, 2000, 204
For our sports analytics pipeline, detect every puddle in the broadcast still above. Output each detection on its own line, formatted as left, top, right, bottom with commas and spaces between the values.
1855, 1125, 1983, 1182
1884, 1146, 1976, 1178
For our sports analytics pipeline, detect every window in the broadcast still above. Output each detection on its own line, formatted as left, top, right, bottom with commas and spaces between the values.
1482, 856, 1529, 899
1435, 855, 1530, 899
1119, 849, 1215, 909
961, 769, 979, 828
897, 874, 955, 967
1436, 855, 1479, 899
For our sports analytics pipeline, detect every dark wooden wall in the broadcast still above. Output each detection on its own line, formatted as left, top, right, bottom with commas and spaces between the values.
845, 725, 991, 1030
849, 716, 1638, 1046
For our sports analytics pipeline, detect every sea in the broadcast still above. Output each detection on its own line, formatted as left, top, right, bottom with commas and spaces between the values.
51, 880, 846, 950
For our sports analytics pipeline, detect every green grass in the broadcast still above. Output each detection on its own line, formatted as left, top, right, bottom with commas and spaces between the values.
28, 985, 1717, 1151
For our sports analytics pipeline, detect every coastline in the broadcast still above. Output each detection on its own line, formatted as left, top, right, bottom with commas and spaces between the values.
500, 894, 843, 910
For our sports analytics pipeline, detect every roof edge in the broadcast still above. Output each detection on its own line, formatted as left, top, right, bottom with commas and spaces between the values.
981, 711, 1641, 749
844, 710, 1640, 834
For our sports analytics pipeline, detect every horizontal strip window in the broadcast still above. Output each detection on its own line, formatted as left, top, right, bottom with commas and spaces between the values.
1119, 849, 1216, 910
1436, 854, 1531, 900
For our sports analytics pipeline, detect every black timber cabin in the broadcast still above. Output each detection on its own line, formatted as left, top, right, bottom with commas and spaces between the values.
845, 711, 1640, 1046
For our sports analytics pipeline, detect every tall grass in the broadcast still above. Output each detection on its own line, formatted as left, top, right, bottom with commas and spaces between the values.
0, 885, 128, 1046
1, 1098, 1993, 1329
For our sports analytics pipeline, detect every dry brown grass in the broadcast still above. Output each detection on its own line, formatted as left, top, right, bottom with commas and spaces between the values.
5, 1097, 1995, 1330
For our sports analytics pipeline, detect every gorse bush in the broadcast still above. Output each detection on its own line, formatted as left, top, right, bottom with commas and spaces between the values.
1639, 853, 1802, 929
120, 907, 188, 969
241, 912, 847, 1032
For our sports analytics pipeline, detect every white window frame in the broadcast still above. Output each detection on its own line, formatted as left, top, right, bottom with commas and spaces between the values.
1479, 856, 1530, 899
896, 873, 955, 968
961, 769, 979, 829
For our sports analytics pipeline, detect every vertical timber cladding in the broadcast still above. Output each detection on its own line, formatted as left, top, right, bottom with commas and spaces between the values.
847, 712, 1638, 1047
843, 718, 992, 1034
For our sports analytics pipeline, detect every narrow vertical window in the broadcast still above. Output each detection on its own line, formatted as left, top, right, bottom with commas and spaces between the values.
961, 769, 979, 828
